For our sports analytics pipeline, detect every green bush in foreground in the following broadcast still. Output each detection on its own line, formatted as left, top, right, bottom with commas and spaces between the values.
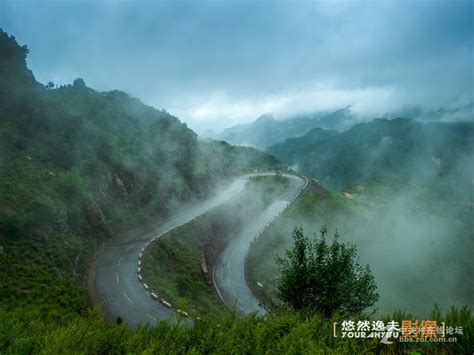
276, 226, 378, 317
0, 306, 472, 354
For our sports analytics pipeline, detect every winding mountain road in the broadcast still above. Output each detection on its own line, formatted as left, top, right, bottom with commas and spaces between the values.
214, 174, 306, 315
91, 173, 306, 327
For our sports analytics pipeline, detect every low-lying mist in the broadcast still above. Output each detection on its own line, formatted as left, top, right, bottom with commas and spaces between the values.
248, 172, 473, 316
338, 189, 473, 316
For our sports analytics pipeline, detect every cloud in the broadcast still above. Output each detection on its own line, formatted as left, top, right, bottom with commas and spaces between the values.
167, 85, 403, 132
1, 0, 472, 132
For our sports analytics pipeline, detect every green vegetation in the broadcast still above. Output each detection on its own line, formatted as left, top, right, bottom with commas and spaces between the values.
0, 27, 283, 250
247, 177, 474, 316
247, 179, 366, 310
276, 226, 378, 316
0, 29, 301, 352
0, 32, 281, 291
0, 28, 472, 354
0, 235, 89, 320
142, 231, 226, 318
1, 306, 472, 353
267, 117, 474, 194
141, 176, 289, 318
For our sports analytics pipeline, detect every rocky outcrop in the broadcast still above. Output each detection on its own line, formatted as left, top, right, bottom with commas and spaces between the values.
34, 210, 69, 242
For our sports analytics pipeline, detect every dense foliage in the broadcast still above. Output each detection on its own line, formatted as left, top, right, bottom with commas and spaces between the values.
0, 26, 284, 281
0, 28, 283, 245
276, 226, 378, 316
1, 306, 472, 354
0, 29, 287, 350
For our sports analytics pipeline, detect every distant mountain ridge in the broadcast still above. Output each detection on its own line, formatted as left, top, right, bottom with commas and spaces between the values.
215, 101, 474, 150
267, 117, 474, 193
217, 107, 354, 149
386, 103, 474, 123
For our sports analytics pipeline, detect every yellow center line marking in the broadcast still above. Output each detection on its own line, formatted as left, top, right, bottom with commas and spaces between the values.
117, 257, 122, 267
123, 292, 133, 304
147, 313, 157, 322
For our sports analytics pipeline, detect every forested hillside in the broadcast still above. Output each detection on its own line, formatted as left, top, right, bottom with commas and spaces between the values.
267, 117, 474, 194
0, 29, 283, 243
0, 29, 282, 326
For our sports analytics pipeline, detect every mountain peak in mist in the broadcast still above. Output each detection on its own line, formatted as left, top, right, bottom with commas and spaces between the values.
267, 117, 473, 191
218, 108, 355, 149
254, 114, 275, 123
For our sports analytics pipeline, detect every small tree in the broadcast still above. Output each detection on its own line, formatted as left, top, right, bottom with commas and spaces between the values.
73, 78, 86, 88
276, 226, 378, 317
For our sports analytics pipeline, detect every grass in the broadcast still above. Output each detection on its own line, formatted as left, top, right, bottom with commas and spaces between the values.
0, 234, 90, 321
1, 306, 472, 353
141, 228, 226, 317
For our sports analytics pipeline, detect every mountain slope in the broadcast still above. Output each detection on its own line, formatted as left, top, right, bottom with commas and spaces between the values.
267, 117, 474, 193
0, 29, 283, 242
0, 29, 284, 321
247, 176, 474, 316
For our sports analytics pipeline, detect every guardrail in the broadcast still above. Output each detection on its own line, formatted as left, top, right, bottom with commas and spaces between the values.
136, 227, 190, 318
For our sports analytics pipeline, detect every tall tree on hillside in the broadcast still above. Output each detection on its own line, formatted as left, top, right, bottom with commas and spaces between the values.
276, 226, 378, 317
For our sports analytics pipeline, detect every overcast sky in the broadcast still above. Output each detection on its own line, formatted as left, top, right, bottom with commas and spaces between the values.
1, 0, 472, 133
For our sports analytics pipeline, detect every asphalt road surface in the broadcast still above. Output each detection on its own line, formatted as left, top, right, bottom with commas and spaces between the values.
92, 173, 305, 327
214, 174, 306, 315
